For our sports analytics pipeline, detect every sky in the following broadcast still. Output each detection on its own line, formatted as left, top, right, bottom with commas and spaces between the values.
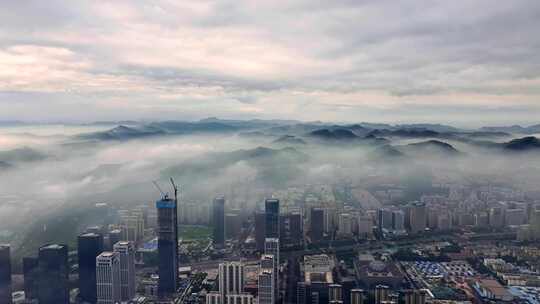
1, 0, 539, 127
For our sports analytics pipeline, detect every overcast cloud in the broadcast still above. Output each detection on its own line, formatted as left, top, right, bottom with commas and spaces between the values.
1, 0, 539, 126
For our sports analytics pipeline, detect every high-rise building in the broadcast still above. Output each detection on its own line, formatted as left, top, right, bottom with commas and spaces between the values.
156, 194, 179, 296
255, 212, 266, 252
357, 216, 373, 238
23, 257, 39, 302
489, 207, 505, 229
96, 252, 121, 304
329, 284, 343, 304
219, 261, 245, 303
392, 210, 405, 231
350, 289, 366, 304
107, 229, 122, 251
213, 197, 226, 247
78, 232, 104, 304
118, 210, 144, 243
374, 285, 389, 304
206, 292, 221, 304
530, 208, 540, 240
403, 290, 427, 304
226, 213, 242, 239
0, 245, 12, 304
338, 213, 353, 236
377, 209, 393, 232
505, 209, 526, 226
258, 269, 274, 304
260, 254, 275, 271
310, 208, 324, 242
265, 238, 279, 302
288, 211, 303, 245
265, 199, 280, 238
409, 202, 426, 234
38, 244, 69, 304
226, 293, 254, 304
113, 241, 136, 301
280, 211, 304, 247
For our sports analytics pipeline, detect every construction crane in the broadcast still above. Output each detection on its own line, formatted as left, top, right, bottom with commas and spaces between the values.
152, 180, 168, 199
170, 177, 178, 201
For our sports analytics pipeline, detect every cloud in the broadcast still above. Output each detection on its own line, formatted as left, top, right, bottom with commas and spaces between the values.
0, 0, 539, 124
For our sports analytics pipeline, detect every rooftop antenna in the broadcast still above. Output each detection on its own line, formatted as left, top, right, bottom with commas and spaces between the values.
170, 177, 178, 201
152, 180, 168, 199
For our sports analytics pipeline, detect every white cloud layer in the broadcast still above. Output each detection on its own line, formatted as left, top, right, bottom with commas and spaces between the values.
1, 0, 539, 126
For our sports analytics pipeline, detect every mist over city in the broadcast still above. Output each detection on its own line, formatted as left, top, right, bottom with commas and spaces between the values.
1, 1, 540, 304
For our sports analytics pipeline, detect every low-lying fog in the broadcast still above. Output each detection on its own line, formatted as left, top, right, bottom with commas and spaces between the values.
1, 122, 539, 258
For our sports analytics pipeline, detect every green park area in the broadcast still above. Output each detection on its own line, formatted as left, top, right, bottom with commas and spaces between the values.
179, 225, 212, 240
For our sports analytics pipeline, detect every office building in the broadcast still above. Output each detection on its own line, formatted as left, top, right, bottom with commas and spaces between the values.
310, 208, 324, 242
374, 285, 389, 304
107, 229, 122, 251
357, 216, 373, 238
226, 213, 242, 239
96, 252, 121, 304
0, 245, 12, 304
255, 212, 266, 252
206, 292, 222, 304
219, 261, 245, 303
392, 210, 405, 231
489, 207, 505, 228
530, 208, 540, 240
288, 211, 303, 245
23, 257, 39, 302
78, 232, 104, 304
113, 241, 136, 301
38, 244, 69, 304
505, 209, 526, 226
156, 194, 179, 296
213, 197, 226, 247
350, 289, 366, 304
338, 213, 353, 236
329, 284, 343, 304
226, 293, 254, 304
377, 209, 393, 232
258, 269, 274, 304
265, 238, 279, 302
265, 199, 280, 238
403, 290, 427, 304
409, 202, 426, 234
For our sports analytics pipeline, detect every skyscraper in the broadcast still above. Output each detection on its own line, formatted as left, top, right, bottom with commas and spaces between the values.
338, 213, 353, 236
329, 284, 343, 304
259, 254, 275, 304
403, 290, 427, 304
107, 229, 122, 251
218, 261, 245, 303
113, 241, 136, 301
156, 194, 179, 296
23, 257, 39, 302
38, 244, 69, 304
96, 252, 121, 304
0, 245, 12, 304
310, 208, 324, 242
258, 269, 274, 304
264, 238, 279, 302
374, 285, 389, 304
350, 289, 366, 304
78, 232, 104, 304
409, 202, 427, 234
213, 197, 226, 248
255, 212, 266, 252
265, 199, 280, 238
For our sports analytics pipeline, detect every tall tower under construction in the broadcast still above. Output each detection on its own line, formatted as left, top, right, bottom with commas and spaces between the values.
156, 180, 179, 297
